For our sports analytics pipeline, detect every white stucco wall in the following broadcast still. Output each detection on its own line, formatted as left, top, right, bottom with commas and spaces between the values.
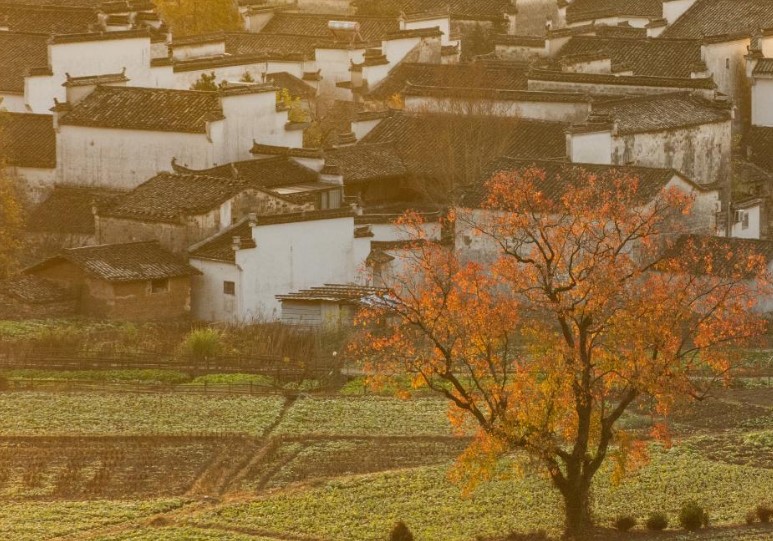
0, 93, 25, 113
189, 259, 241, 322
568, 131, 612, 164
702, 39, 750, 126
316, 47, 365, 99
752, 77, 773, 127
57, 125, 215, 189
730, 205, 761, 239
610, 121, 732, 186
25, 36, 154, 113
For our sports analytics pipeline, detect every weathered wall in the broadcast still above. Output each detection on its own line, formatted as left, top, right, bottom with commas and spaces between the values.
189, 259, 240, 322
703, 39, 750, 128
403, 94, 590, 122
108, 277, 192, 320
611, 121, 732, 186
752, 77, 773, 127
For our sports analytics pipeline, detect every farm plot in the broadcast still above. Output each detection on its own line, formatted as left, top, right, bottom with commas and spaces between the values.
0, 435, 261, 500
274, 396, 461, 436
0, 499, 185, 541
235, 436, 470, 492
0, 392, 285, 436
190, 447, 773, 541
88, 526, 275, 541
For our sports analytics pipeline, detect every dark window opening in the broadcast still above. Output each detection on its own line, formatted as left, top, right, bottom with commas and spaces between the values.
150, 278, 169, 293
224, 281, 235, 295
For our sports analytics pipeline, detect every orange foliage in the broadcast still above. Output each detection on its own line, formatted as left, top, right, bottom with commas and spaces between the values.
351, 166, 770, 535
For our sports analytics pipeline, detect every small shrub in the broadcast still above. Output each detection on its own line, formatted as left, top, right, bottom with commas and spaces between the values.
148, 516, 171, 527
747, 510, 758, 525
182, 328, 222, 361
614, 515, 637, 532
0, 375, 8, 391
390, 521, 414, 541
757, 504, 773, 523
679, 501, 706, 531
646, 512, 668, 531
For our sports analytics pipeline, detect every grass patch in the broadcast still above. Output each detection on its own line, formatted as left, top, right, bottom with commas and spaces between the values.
1, 369, 191, 385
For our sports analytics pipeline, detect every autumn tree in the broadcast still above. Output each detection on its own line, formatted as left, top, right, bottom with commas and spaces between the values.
353, 167, 769, 537
154, 0, 242, 37
0, 111, 25, 279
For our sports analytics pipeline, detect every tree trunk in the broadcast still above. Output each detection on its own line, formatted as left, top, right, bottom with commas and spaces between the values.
561, 476, 593, 539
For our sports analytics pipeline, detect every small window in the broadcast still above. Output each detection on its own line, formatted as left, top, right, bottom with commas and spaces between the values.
742, 212, 750, 230
150, 278, 169, 293
223, 281, 235, 295
726, 58, 730, 69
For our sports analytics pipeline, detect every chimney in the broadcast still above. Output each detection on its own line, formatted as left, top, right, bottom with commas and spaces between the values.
232, 236, 241, 252
248, 212, 258, 227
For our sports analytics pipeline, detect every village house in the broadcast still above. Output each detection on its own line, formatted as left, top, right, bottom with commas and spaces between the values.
187, 209, 371, 322
53, 83, 303, 190
0, 30, 172, 114
24, 241, 201, 320
453, 157, 721, 263
558, 0, 664, 29
93, 155, 347, 253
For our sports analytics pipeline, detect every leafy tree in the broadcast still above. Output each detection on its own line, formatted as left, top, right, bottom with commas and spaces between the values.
154, 0, 242, 37
276, 88, 309, 124
190, 72, 219, 91
461, 23, 494, 60
0, 111, 25, 279
353, 167, 769, 537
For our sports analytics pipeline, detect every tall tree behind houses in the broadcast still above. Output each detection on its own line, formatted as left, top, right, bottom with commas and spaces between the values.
154, 0, 242, 37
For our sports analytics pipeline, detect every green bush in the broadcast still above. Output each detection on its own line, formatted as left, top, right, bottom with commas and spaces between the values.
389, 521, 413, 541
645, 512, 668, 531
181, 328, 222, 361
679, 501, 707, 531
614, 515, 637, 532
757, 504, 773, 523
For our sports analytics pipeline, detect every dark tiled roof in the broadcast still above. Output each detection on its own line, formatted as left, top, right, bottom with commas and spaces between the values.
27, 186, 125, 234
100, 172, 246, 223
0, 113, 56, 169
183, 156, 320, 188
27, 241, 201, 282
368, 61, 529, 100
265, 72, 316, 98
753, 58, 773, 76
190, 209, 354, 262
462, 157, 680, 207
528, 68, 716, 90
593, 93, 731, 134
748, 126, 773, 172
565, 0, 662, 24
59, 86, 223, 133
360, 112, 568, 181
661, 0, 773, 39
0, 0, 152, 8
277, 284, 386, 302
557, 36, 703, 78
0, 4, 98, 34
0, 32, 49, 93
224, 32, 320, 58
189, 220, 254, 262
260, 13, 398, 41
0, 274, 74, 304
325, 143, 407, 184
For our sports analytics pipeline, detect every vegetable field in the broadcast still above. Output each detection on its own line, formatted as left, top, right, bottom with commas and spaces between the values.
0, 384, 769, 540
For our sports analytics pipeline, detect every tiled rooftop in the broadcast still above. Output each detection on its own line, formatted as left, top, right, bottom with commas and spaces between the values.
557, 36, 703, 78
368, 61, 529, 100
59, 86, 224, 133
0, 113, 56, 169
0, 4, 99, 34
0, 32, 49, 93
27, 185, 124, 235
27, 241, 201, 282
593, 92, 730, 134
565, 0, 663, 24
661, 0, 773, 39
260, 12, 399, 41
